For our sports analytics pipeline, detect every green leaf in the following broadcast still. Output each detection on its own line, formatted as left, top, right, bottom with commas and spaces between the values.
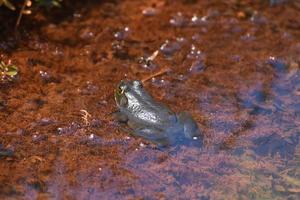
6, 65, 18, 76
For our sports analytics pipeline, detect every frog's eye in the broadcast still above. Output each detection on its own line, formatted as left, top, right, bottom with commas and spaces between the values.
133, 80, 143, 88
116, 86, 125, 95
117, 83, 128, 94
115, 85, 128, 107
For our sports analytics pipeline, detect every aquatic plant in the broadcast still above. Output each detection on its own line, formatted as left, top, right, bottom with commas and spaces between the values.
0, 60, 18, 82
0, 0, 62, 27
0, 0, 15, 10
0, 0, 61, 10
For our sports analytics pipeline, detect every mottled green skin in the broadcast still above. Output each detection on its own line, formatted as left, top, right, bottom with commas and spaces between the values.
114, 80, 201, 146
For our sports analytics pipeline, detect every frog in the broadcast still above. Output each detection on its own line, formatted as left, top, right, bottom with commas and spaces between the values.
114, 80, 202, 146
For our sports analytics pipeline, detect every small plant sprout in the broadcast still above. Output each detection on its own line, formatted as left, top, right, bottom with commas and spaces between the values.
0, 60, 18, 82
80, 109, 92, 126
1, 0, 64, 28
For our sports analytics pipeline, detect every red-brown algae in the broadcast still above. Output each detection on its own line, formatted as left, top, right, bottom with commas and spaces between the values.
0, 0, 299, 199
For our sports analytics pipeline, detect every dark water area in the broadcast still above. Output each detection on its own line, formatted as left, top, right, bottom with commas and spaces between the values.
0, 0, 300, 199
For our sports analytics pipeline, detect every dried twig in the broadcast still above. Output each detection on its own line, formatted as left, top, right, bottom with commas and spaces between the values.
80, 109, 92, 126
142, 67, 170, 83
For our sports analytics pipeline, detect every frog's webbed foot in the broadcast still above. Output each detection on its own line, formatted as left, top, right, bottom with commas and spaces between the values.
178, 112, 202, 139
133, 127, 170, 147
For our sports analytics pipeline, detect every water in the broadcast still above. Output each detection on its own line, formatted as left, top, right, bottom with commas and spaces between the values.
0, 0, 299, 199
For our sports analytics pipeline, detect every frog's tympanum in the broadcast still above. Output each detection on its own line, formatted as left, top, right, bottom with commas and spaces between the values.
114, 80, 202, 146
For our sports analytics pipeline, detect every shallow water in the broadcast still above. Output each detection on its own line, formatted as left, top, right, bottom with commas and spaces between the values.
0, 0, 299, 199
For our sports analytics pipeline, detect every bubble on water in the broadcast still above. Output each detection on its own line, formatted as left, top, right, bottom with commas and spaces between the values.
32, 133, 47, 142
39, 71, 58, 83
139, 143, 145, 147
250, 11, 268, 25
151, 77, 169, 87
193, 137, 198, 140
240, 33, 256, 42
267, 56, 287, 73
114, 27, 130, 40
191, 33, 201, 41
57, 122, 81, 135
189, 59, 206, 74
186, 44, 205, 60
160, 38, 186, 56
89, 134, 95, 140
170, 12, 188, 27
90, 119, 101, 128
142, 7, 157, 16
190, 15, 208, 26
79, 28, 94, 40
111, 40, 130, 59
177, 74, 187, 81
36, 118, 55, 126
52, 47, 64, 57
73, 13, 82, 18
81, 81, 99, 95
231, 55, 241, 62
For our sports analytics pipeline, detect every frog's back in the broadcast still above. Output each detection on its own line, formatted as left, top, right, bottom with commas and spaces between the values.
123, 88, 177, 128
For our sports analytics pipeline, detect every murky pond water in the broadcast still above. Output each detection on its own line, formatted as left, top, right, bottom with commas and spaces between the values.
0, 0, 300, 199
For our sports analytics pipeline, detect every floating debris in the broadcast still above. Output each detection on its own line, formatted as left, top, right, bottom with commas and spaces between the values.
80, 109, 92, 126
138, 50, 159, 70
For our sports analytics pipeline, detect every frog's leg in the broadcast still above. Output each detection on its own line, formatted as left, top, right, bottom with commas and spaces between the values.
178, 112, 202, 139
111, 110, 128, 123
133, 127, 170, 146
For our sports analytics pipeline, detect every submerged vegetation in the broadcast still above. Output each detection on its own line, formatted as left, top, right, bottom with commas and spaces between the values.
0, 60, 18, 82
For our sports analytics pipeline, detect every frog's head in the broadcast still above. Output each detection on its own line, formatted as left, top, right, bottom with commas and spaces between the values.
115, 80, 143, 108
